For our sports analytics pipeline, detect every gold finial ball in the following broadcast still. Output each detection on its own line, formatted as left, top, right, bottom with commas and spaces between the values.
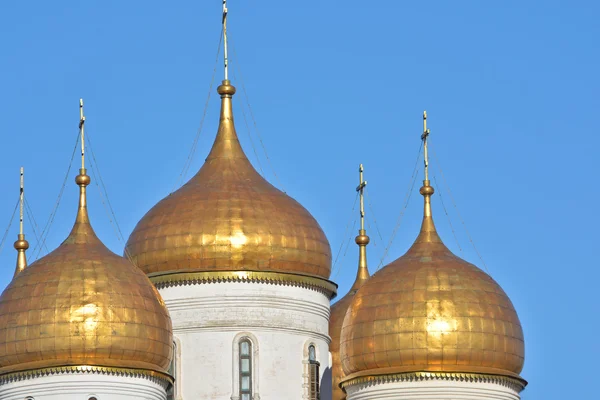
75, 174, 91, 187
217, 80, 236, 96
14, 238, 29, 250
420, 185, 434, 196
355, 234, 370, 245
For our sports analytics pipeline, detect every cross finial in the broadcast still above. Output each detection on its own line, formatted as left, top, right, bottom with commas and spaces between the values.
79, 98, 86, 170
351, 164, 370, 292
75, 98, 91, 208
419, 111, 435, 219
421, 111, 430, 182
356, 164, 367, 231
19, 167, 24, 236
222, 0, 229, 81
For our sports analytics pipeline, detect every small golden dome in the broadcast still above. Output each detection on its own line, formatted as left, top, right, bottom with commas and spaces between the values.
0, 171, 173, 375
125, 80, 331, 279
330, 230, 370, 400
339, 182, 525, 381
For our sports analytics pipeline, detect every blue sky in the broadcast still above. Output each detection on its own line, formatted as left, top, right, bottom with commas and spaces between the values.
0, 1, 598, 398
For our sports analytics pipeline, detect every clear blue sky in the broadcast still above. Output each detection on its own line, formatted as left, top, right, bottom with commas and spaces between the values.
1, 1, 597, 398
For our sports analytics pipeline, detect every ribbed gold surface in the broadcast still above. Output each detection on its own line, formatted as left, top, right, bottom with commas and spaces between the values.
126, 81, 331, 278
0, 178, 173, 375
331, 294, 354, 399
340, 195, 525, 379
330, 232, 370, 400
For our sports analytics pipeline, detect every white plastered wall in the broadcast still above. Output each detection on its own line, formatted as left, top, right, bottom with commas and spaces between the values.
160, 281, 332, 400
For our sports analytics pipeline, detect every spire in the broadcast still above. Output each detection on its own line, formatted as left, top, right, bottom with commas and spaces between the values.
415, 111, 442, 244
350, 164, 370, 292
13, 167, 29, 277
205, 1, 247, 162
64, 99, 96, 245
19, 167, 24, 237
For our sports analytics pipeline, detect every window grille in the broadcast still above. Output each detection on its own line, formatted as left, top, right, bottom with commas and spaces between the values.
308, 345, 320, 400
239, 339, 253, 400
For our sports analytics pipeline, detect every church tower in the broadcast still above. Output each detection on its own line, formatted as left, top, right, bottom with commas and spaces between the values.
0, 101, 173, 400
338, 113, 526, 400
125, 3, 336, 399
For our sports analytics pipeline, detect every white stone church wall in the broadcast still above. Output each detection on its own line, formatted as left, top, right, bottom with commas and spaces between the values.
0, 372, 168, 400
159, 280, 332, 400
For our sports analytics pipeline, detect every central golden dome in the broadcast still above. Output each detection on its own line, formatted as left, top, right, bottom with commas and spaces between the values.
0, 170, 173, 375
125, 81, 331, 279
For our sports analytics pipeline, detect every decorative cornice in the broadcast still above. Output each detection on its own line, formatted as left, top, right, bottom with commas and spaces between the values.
166, 294, 330, 318
0, 365, 173, 388
340, 371, 527, 393
173, 323, 331, 344
149, 270, 338, 299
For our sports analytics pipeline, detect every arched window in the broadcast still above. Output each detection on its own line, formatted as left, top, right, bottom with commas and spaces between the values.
232, 333, 259, 400
239, 339, 253, 400
308, 345, 320, 400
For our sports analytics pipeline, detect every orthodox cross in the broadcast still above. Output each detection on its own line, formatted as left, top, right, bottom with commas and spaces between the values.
19, 167, 24, 236
356, 164, 367, 231
422, 111, 431, 181
79, 98, 86, 170
222, 0, 229, 80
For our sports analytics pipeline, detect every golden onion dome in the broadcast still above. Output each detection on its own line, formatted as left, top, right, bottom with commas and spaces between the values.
340, 114, 524, 385
0, 169, 173, 375
330, 231, 370, 400
125, 80, 332, 279
340, 179, 525, 383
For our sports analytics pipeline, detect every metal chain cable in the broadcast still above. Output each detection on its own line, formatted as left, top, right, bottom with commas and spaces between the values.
376, 142, 423, 270
331, 192, 359, 275
86, 145, 121, 243
173, 28, 224, 191
333, 218, 357, 282
86, 133, 125, 243
228, 34, 284, 191
365, 188, 385, 243
85, 133, 136, 263
230, 63, 265, 175
365, 217, 377, 248
24, 197, 49, 254
429, 142, 490, 275
342, 219, 358, 258
432, 174, 462, 253
87, 154, 131, 260
33, 132, 80, 261
0, 199, 20, 258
